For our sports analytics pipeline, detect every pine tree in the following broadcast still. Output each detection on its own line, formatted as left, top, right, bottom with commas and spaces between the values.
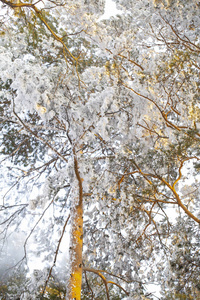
0, 0, 200, 299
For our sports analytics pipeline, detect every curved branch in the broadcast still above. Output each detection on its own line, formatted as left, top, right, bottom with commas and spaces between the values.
83, 267, 130, 298
133, 159, 200, 224
122, 82, 182, 131
160, 176, 200, 224
0, 0, 78, 62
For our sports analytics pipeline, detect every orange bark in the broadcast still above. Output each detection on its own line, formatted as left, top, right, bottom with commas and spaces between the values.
68, 151, 84, 299
69, 204, 83, 300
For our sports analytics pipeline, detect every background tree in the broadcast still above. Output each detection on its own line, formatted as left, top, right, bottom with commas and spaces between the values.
0, 0, 200, 299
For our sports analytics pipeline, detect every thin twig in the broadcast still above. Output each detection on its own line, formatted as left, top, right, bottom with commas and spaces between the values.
42, 214, 70, 296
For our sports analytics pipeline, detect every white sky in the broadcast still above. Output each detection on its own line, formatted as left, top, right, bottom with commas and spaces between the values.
99, 0, 122, 21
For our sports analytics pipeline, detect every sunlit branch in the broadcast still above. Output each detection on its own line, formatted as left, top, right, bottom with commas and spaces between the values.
122, 82, 182, 131
160, 176, 200, 224
0, 0, 78, 62
83, 267, 130, 298
132, 159, 200, 224
135, 203, 155, 245
105, 48, 144, 71
135, 193, 176, 205
160, 14, 200, 52
0, 0, 86, 87
84, 267, 138, 284
172, 157, 199, 189
137, 121, 169, 139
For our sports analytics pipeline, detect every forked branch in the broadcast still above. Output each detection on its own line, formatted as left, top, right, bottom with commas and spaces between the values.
83, 267, 129, 299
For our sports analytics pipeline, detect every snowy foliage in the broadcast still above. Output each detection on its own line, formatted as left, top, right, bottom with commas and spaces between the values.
0, 0, 200, 299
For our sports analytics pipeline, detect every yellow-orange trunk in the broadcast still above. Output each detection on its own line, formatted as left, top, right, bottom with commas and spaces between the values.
68, 204, 83, 299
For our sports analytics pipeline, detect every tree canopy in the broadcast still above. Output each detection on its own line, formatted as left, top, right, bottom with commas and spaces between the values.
0, 0, 200, 299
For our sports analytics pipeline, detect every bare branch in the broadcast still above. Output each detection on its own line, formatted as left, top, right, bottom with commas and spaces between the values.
42, 214, 70, 296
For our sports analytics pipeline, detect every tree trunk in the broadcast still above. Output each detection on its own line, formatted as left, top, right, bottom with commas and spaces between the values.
68, 204, 83, 300
68, 151, 83, 299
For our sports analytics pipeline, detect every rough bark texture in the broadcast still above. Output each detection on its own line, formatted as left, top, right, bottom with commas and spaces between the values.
68, 204, 83, 300
68, 151, 83, 300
